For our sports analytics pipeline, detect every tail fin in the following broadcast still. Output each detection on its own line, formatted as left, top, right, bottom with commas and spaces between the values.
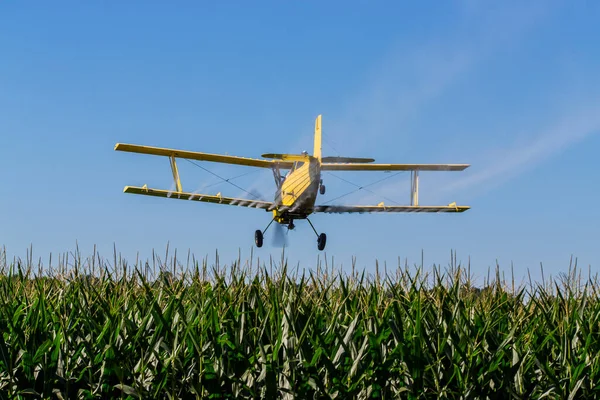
313, 114, 322, 161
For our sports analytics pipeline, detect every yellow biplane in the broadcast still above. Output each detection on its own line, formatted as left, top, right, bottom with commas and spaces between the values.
115, 115, 469, 250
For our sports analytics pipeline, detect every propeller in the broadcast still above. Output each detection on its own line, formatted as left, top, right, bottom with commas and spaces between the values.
249, 188, 267, 202
271, 222, 288, 248
248, 187, 288, 247
247, 185, 290, 248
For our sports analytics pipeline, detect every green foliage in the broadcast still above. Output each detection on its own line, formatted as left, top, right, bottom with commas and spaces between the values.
0, 246, 598, 398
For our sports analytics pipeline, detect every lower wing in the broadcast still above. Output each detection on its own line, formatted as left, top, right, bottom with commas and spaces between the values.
313, 204, 470, 213
123, 186, 276, 210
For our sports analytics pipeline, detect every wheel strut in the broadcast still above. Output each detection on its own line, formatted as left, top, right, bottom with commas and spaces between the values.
306, 218, 319, 238
262, 218, 275, 234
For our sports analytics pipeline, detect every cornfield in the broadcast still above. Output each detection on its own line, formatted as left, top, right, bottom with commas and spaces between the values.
1, 246, 599, 399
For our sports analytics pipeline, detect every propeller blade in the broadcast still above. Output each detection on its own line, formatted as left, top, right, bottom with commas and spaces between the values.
249, 189, 267, 202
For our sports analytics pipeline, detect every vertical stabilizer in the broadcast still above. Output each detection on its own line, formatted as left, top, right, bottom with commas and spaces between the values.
313, 114, 322, 161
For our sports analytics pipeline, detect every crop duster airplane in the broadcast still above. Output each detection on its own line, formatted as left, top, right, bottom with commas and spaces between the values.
115, 115, 470, 251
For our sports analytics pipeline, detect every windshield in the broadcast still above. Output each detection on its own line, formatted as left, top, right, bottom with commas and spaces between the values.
287, 161, 304, 176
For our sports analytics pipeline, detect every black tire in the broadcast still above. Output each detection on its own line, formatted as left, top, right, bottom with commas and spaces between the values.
255, 230, 263, 248
317, 233, 327, 251
320, 185, 326, 195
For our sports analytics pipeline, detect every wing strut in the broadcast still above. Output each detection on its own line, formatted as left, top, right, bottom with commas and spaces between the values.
170, 156, 182, 192
411, 170, 419, 206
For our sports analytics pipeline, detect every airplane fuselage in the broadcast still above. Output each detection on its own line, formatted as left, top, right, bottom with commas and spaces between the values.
272, 157, 321, 225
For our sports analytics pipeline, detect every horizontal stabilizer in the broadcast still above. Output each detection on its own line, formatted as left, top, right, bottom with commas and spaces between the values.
261, 153, 311, 162
320, 163, 469, 171
321, 156, 375, 163
313, 204, 470, 213
115, 143, 294, 169
261, 154, 376, 164
123, 186, 276, 210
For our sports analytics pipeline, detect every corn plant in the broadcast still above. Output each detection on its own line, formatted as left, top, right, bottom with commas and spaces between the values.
0, 246, 598, 399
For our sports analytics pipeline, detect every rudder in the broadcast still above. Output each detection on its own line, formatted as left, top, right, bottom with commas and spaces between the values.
313, 114, 322, 161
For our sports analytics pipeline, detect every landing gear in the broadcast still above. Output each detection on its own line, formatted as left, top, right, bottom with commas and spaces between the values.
319, 179, 326, 195
255, 230, 263, 247
317, 233, 327, 251
307, 218, 327, 251
256, 216, 326, 251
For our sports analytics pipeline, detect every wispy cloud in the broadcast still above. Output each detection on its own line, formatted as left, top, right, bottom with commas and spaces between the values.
308, 1, 578, 206
342, 99, 600, 207
324, 1, 550, 157
432, 103, 600, 200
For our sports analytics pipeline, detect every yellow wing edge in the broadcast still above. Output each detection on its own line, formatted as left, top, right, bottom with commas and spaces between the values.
123, 186, 276, 210
313, 204, 470, 213
320, 163, 470, 171
115, 143, 294, 169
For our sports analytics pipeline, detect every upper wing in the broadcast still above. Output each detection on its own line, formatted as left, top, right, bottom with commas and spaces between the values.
115, 143, 294, 169
320, 163, 469, 171
123, 186, 276, 210
313, 204, 470, 213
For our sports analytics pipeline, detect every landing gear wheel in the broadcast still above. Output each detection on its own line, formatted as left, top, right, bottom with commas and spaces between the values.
320, 184, 326, 195
255, 230, 263, 248
317, 233, 327, 251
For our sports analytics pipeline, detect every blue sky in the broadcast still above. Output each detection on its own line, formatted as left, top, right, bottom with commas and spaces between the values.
2, 1, 600, 284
